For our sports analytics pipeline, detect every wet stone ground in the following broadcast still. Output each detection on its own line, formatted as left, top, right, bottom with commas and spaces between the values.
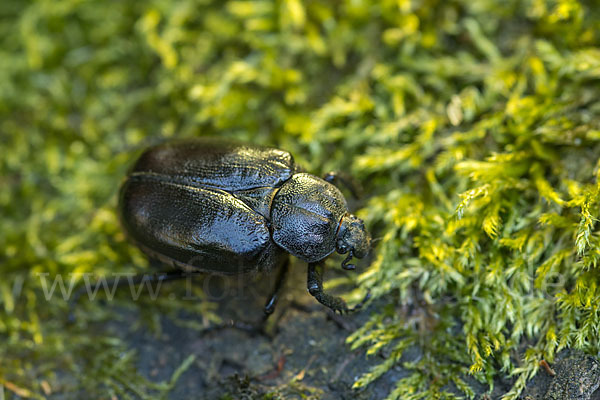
92, 263, 600, 399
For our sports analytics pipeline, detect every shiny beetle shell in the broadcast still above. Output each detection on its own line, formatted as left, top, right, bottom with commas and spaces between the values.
118, 138, 370, 277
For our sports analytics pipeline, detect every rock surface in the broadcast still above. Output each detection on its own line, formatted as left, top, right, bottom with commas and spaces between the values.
522, 351, 600, 400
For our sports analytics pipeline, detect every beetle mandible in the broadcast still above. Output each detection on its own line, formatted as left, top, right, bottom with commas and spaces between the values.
118, 137, 371, 314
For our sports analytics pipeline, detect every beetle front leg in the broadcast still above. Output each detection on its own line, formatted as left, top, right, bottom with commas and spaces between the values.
307, 262, 350, 314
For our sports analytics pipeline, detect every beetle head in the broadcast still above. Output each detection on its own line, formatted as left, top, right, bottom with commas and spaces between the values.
336, 214, 371, 270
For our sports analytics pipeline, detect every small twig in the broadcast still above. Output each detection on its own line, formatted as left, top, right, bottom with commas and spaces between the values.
258, 354, 286, 381
540, 359, 556, 376
330, 352, 357, 383
294, 354, 318, 381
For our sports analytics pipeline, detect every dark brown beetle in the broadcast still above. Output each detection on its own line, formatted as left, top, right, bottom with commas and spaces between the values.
118, 138, 371, 314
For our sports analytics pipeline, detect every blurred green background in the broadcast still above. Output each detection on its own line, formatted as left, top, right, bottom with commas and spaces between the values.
2, 0, 600, 398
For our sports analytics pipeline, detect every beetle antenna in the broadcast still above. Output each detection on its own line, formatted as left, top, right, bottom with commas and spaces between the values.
341, 251, 355, 270
370, 236, 384, 244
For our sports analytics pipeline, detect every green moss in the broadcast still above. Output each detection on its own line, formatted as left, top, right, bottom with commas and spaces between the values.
2, 0, 600, 398
218, 375, 323, 400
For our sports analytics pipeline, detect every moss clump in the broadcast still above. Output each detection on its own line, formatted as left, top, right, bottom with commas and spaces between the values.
1, 0, 600, 398
342, 2, 600, 398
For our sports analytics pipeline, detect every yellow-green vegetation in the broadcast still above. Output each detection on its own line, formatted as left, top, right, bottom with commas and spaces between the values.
2, 0, 600, 398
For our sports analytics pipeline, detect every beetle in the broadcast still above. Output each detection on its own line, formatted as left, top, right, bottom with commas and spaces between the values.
118, 137, 371, 314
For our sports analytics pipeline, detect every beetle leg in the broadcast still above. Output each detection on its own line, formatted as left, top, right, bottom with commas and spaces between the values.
307, 262, 350, 314
323, 171, 362, 199
307, 263, 371, 314
263, 259, 290, 317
